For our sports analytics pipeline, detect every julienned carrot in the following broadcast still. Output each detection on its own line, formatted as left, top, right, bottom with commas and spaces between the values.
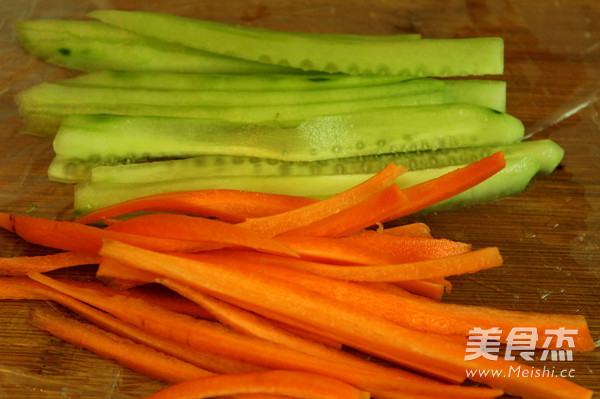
96, 256, 154, 289
394, 279, 446, 300
100, 240, 472, 383
75, 189, 319, 224
380, 223, 433, 238
195, 246, 502, 282
0, 212, 212, 254
340, 231, 472, 262
279, 185, 408, 238
15, 276, 264, 377
0, 251, 100, 275
103, 213, 297, 257
28, 272, 436, 395
387, 151, 506, 220
98, 240, 594, 399
188, 251, 593, 351
238, 163, 407, 237
31, 307, 212, 384
159, 278, 437, 386
145, 370, 369, 399
275, 235, 398, 265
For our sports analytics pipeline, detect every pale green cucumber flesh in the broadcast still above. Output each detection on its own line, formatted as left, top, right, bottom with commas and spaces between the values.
89, 10, 503, 77
19, 90, 450, 137
60, 71, 415, 91
73, 155, 541, 217
444, 79, 506, 112
17, 20, 295, 74
75, 139, 560, 185
21, 78, 446, 108
51, 104, 522, 165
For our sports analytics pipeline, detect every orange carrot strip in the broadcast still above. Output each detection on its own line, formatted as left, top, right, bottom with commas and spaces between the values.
0, 276, 53, 299
279, 185, 408, 238
97, 257, 154, 289
29, 272, 429, 395
394, 280, 446, 300
387, 152, 506, 221
0, 212, 214, 254
0, 251, 100, 275
75, 189, 319, 224
221, 244, 502, 282
159, 278, 432, 385
8, 276, 261, 376
191, 252, 592, 351
275, 235, 397, 265
104, 213, 296, 257
237, 163, 407, 237
381, 223, 433, 238
31, 308, 212, 383
144, 370, 369, 399
340, 231, 472, 262
100, 239, 471, 383
99, 240, 593, 398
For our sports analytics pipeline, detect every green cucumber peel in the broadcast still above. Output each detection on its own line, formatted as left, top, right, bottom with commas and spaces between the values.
17, 19, 295, 74
73, 155, 541, 217
51, 104, 523, 167
89, 10, 503, 77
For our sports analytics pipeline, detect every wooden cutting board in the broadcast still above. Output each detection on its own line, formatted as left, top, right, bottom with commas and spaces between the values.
0, 0, 598, 397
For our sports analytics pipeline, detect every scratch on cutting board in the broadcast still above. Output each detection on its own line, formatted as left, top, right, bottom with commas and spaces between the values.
525, 84, 600, 139
104, 367, 122, 399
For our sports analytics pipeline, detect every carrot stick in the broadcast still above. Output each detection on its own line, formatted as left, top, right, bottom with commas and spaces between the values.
275, 235, 398, 265
0, 251, 100, 275
381, 223, 433, 238
31, 307, 212, 384
394, 280, 446, 300
340, 231, 472, 262
387, 151, 506, 221
223, 243, 502, 282
144, 370, 370, 399
99, 239, 472, 383
279, 185, 408, 238
75, 189, 319, 224
191, 251, 592, 351
237, 163, 407, 237
98, 239, 593, 398
28, 272, 433, 395
97, 256, 155, 289
103, 213, 297, 257
159, 278, 436, 386
0, 212, 216, 254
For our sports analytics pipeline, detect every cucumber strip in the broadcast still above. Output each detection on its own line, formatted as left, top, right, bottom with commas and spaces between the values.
71, 139, 560, 185
17, 20, 295, 74
51, 104, 523, 165
18, 89, 451, 137
89, 10, 504, 77
444, 79, 507, 112
59, 71, 415, 91
58, 72, 506, 111
18, 77, 447, 109
73, 155, 541, 217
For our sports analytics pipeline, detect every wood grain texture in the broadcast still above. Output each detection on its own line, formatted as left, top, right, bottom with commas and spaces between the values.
0, 0, 598, 397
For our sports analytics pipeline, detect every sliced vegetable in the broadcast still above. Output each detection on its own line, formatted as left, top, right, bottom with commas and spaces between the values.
143, 370, 370, 399
32, 308, 212, 383
0, 251, 99, 275
89, 10, 504, 77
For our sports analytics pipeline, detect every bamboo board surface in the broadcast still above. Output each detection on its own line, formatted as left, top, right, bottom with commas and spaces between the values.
0, 0, 599, 397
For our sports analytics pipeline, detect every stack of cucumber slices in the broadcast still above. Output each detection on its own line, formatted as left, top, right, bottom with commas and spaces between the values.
14, 10, 564, 217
